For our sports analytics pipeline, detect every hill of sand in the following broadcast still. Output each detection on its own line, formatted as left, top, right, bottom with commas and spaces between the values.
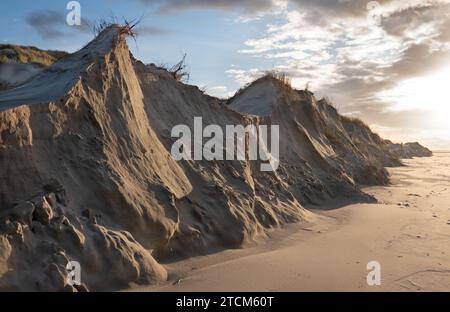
0, 25, 432, 291
386, 141, 433, 159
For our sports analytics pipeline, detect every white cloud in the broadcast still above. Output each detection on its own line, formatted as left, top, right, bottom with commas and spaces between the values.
226, 68, 264, 86
225, 0, 450, 147
205, 85, 235, 98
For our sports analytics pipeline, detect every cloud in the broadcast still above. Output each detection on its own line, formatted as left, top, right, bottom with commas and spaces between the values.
230, 1, 450, 94
223, 0, 450, 146
26, 10, 91, 40
205, 85, 235, 98
380, 2, 450, 39
438, 18, 450, 42
135, 25, 171, 36
137, 0, 397, 17
26, 10, 66, 39
139, 0, 275, 14
289, 0, 394, 17
25, 8, 173, 45
386, 43, 450, 78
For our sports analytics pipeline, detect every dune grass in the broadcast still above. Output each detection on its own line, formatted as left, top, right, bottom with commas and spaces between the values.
0, 44, 67, 67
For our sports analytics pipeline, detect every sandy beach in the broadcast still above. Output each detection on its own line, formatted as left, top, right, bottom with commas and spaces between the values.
132, 152, 450, 292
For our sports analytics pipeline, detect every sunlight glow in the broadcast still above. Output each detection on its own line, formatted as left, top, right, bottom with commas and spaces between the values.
378, 65, 450, 137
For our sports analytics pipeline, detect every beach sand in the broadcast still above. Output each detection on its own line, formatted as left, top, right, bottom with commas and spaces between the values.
131, 152, 450, 292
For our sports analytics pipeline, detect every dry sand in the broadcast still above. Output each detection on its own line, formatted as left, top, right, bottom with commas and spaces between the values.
132, 152, 450, 292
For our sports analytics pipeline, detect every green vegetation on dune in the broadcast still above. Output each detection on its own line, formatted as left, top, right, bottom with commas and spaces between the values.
0, 44, 67, 67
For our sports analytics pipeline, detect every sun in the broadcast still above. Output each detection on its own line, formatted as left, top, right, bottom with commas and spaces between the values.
378, 64, 450, 138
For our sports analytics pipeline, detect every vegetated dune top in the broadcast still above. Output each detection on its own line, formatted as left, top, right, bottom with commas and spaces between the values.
228, 76, 281, 116
386, 141, 433, 158
0, 25, 432, 291
0, 44, 67, 67
0, 26, 120, 111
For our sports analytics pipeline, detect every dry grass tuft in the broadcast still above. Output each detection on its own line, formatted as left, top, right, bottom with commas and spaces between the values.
93, 17, 141, 40
169, 53, 190, 82
226, 70, 293, 103
263, 70, 292, 89
342, 116, 368, 129
158, 54, 190, 83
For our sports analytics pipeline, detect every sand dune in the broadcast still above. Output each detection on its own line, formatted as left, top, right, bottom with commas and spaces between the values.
133, 153, 450, 292
0, 25, 434, 291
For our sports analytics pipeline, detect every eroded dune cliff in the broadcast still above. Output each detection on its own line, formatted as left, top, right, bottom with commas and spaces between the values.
0, 25, 431, 291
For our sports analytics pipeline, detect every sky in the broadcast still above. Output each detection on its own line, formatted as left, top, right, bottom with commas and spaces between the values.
1, 0, 450, 149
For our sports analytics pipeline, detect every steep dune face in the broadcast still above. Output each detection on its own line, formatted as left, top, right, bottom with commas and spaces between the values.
0, 27, 189, 291
0, 26, 431, 291
133, 62, 310, 259
0, 27, 310, 291
228, 77, 400, 194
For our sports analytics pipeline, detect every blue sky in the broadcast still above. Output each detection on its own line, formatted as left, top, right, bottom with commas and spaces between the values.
0, 0, 280, 97
1, 0, 450, 148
